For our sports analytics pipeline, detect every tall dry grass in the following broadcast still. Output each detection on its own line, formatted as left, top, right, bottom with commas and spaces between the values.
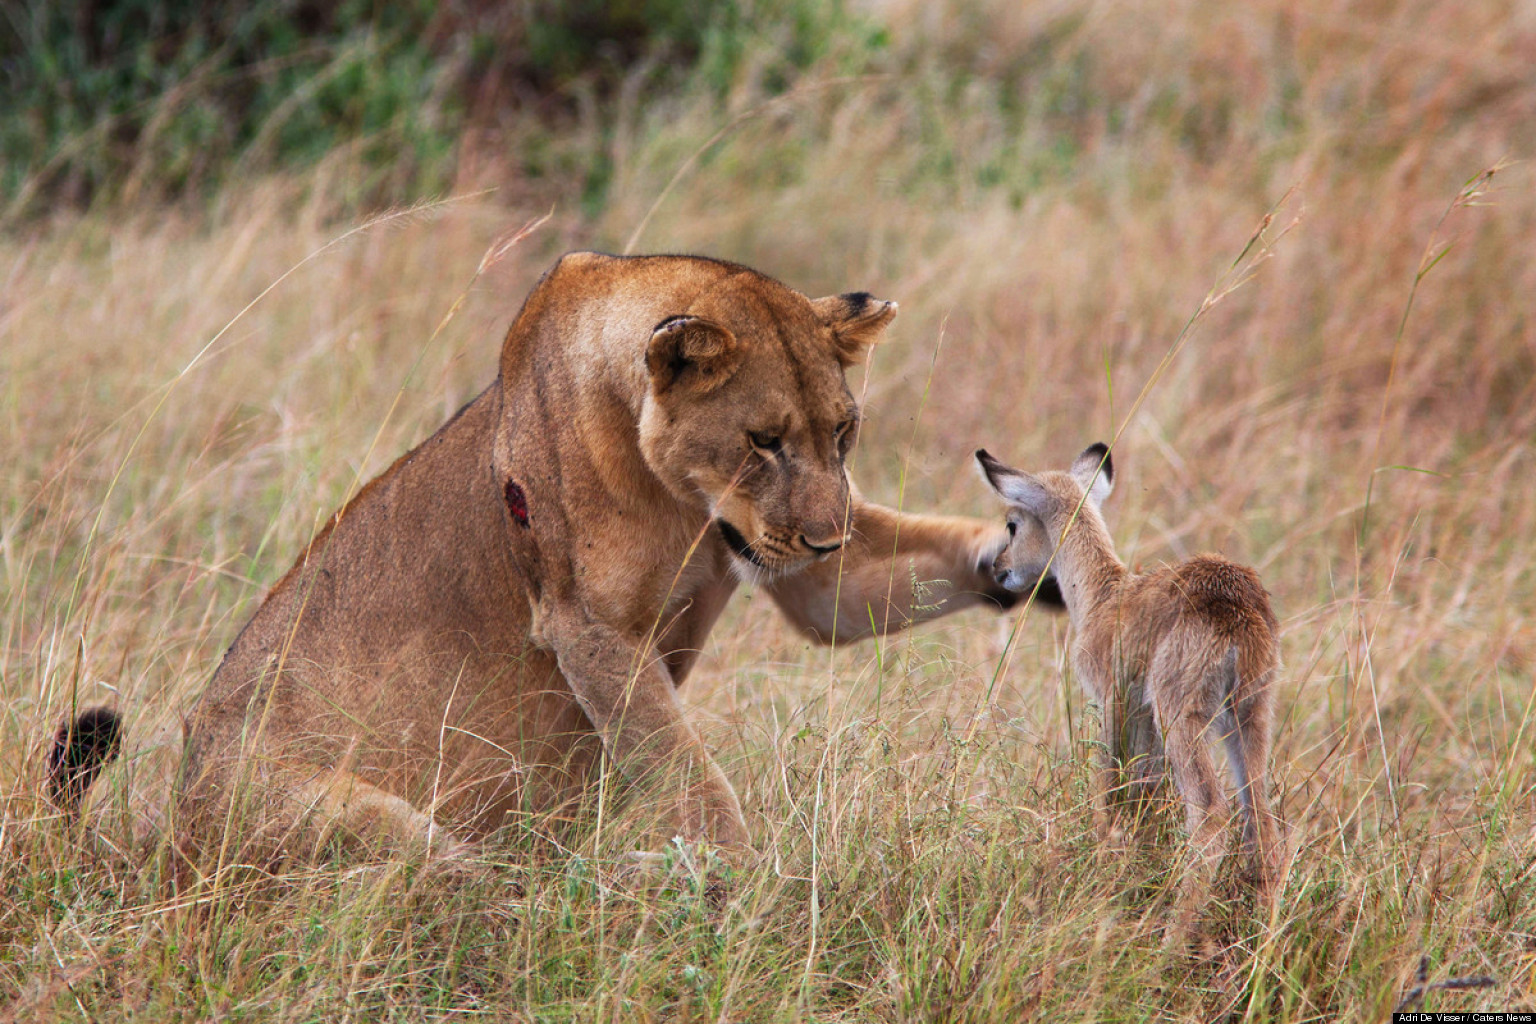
4, 0, 1535, 1019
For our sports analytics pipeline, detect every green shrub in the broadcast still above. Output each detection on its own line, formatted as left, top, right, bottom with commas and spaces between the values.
0, 0, 878, 217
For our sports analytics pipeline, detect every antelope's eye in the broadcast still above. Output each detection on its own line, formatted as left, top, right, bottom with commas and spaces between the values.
1006, 520, 1018, 538
749, 431, 783, 455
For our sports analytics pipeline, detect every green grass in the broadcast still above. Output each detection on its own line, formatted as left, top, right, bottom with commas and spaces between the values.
5, 0, 1536, 1019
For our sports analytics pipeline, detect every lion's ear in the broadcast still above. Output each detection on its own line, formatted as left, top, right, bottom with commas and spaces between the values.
646, 315, 741, 394
812, 292, 898, 367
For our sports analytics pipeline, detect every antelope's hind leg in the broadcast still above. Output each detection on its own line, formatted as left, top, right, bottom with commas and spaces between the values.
1225, 692, 1281, 900
1148, 654, 1231, 943
1104, 675, 1164, 837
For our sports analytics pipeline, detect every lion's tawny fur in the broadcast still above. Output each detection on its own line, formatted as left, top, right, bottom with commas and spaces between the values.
54, 252, 1035, 873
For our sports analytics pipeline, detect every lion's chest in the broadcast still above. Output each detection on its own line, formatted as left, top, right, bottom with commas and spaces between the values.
595, 545, 729, 632
562, 519, 736, 675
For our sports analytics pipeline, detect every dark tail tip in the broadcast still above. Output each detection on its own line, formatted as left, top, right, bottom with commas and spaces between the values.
47, 707, 124, 814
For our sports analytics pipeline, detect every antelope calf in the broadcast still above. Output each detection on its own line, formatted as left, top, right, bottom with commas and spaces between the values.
976, 443, 1280, 906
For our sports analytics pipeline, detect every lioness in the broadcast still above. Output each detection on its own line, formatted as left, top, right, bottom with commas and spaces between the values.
52, 252, 1049, 867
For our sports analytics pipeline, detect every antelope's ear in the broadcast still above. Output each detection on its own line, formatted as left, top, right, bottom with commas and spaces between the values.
646, 315, 741, 394
812, 292, 898, 367
1070, 443, 1114, 507
974, 449, 1015, 494
975, 449, 1052, 520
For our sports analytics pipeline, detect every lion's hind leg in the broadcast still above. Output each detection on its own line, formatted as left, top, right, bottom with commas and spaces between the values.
289, 761, 478, 865
174, 748, 476, 883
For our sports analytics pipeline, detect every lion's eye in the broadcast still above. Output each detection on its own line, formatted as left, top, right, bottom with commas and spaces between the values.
749, 431, 783, 455
834, 417, 859, 453
1007, 520, 1018, 538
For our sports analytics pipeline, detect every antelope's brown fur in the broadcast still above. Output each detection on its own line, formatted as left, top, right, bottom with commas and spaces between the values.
977, 444, 1281, 911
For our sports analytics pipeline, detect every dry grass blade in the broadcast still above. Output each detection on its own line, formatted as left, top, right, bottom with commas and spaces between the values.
1394, 955, 1499, 1012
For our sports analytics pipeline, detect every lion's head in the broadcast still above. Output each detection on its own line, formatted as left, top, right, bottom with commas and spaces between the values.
636, 272, 896, 578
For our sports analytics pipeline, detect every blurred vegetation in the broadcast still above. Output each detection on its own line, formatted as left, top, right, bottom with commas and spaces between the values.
0, 0, 875, 217
6, 0, 1531, 226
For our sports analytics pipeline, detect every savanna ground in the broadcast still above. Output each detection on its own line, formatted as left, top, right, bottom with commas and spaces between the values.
4, 1, 1536, 1020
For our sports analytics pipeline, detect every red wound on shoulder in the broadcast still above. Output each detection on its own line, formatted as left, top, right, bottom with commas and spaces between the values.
504, 479, 530, 527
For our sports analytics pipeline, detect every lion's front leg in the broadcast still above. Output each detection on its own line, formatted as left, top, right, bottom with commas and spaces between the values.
536, 604, 749, 851
764, 496, 1042, 644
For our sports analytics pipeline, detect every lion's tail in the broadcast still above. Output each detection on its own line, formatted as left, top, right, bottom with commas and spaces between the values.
47, 707, 123, 815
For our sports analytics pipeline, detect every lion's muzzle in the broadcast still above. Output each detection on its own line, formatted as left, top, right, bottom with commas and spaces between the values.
715, 519, 767, 568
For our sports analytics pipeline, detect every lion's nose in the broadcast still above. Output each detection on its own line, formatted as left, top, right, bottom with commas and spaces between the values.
801, 534, 845, 556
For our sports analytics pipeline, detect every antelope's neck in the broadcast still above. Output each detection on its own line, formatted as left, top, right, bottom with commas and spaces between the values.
1058, 530, 1128, 631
